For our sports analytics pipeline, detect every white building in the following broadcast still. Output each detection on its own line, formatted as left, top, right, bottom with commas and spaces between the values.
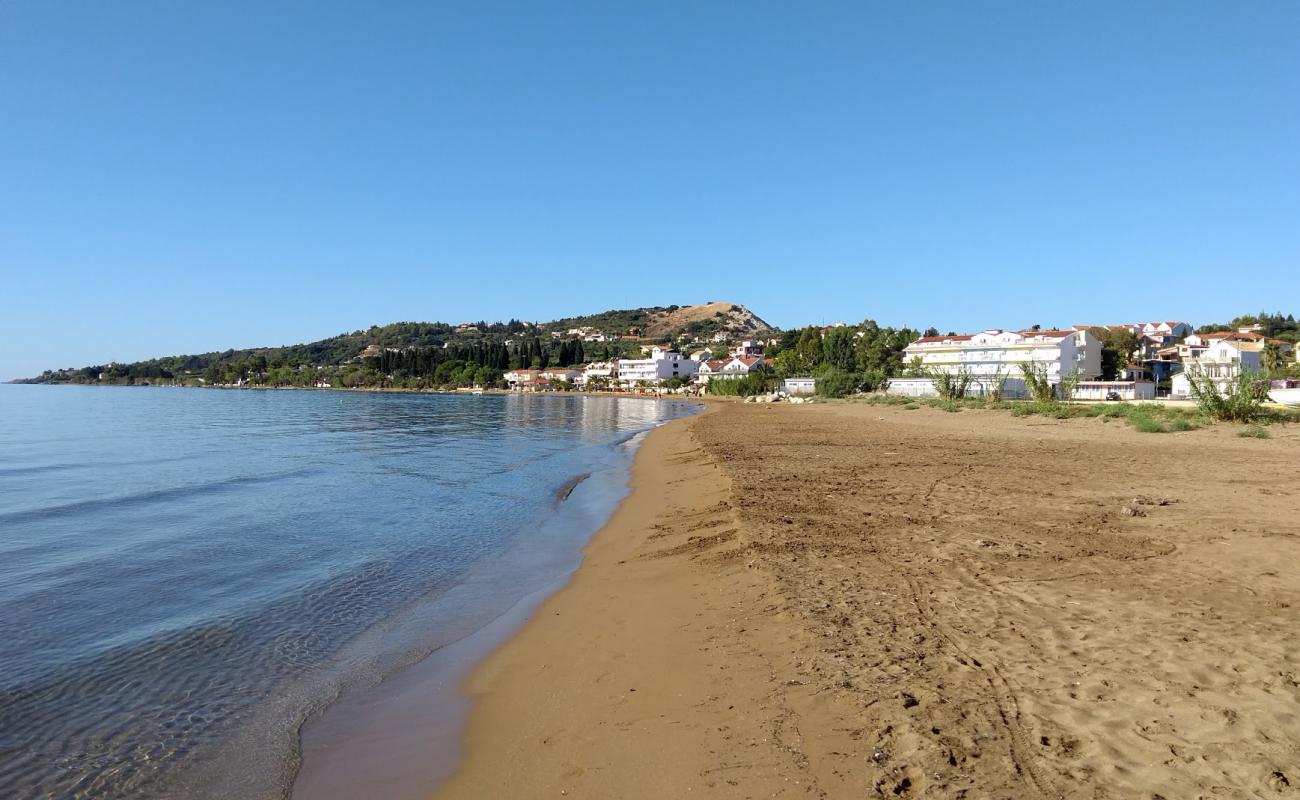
730, 339, 764, 358
1171, 338, 1263, 398
1072, 381, 1156, 401
887, 329, 1102, 399
579, 361, 618, 388
784, 377, 816, 395
1073, 321, 1192, 342
540, 368, 582, 383
616, 347, 699, 387
696, 356, 773, 384
504, 369, 544, 390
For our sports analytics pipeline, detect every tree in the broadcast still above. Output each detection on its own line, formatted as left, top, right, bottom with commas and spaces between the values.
1262, 341, 1282, 373
773, 350, 802, 378
855, 326, 918, 377
1089, 328, 1141, 380
822, 327, 857, 371
794, 327, 823, 373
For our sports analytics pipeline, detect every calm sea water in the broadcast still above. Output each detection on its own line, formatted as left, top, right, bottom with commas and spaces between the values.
0, 385, 696, 799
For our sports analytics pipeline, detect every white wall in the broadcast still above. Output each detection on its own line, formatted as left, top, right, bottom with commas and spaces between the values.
1073, 382, 1156, 401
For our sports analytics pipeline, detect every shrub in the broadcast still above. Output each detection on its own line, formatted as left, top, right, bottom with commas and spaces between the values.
856, 395, 917, 407
924, 366, 974, 400
1132, 415, 1165, 433
815, 369, 872, 398
1019, 361, 1055, 402
1058, 369, 1081, 403
1184, 367, 1268, 422
987, 367, 1011, 402
1126, 408, 1200, 433
707, 373, 777, 397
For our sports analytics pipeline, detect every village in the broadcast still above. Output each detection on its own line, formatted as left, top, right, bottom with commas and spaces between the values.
500, 320, 1300, 404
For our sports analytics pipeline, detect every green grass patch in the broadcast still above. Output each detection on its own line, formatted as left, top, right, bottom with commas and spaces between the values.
1131, 415, 1166, 433
855, 394, 919, 407
849, 393, 1294, 435
1237, 426, 1271, 439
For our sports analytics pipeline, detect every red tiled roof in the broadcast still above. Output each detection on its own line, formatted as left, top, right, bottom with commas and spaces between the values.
912, 335, 974, 344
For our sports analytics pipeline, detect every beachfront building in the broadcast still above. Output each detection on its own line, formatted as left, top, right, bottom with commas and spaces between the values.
616, 347, 698, 388
887, 329, 1102, 399
578, 361, 618, 389
696, 359, 727, 383
540, 368, 582, 384
695, 356, 773, 384
503, 369, 541, 390
784, 377, 816, 395
1171, 337, 1265, 398
1072, 380, 1157, 401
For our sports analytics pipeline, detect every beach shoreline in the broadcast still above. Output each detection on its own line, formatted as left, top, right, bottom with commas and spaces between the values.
286, 401, 702, 800
433, 400, 1300, 798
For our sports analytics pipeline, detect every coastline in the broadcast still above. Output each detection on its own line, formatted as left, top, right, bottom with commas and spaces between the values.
5, 381, 703, 402
433, 400, 1300, 798
432, 402, 799, 798
287, 400, 702, 800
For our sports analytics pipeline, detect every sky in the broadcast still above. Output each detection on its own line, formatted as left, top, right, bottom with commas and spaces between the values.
1, 1, 1297, 380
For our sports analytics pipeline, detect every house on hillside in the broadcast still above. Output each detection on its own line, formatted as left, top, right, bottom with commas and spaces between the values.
730, 339, 764, 358
1072, 321, 1192, 342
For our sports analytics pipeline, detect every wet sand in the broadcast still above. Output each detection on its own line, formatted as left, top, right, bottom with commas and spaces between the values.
434, 401, 1300, 798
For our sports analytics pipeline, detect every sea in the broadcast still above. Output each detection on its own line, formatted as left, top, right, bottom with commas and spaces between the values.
0, 385, 697, 799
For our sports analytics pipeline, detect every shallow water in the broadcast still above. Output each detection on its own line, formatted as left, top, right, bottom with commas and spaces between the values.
0, 385, 696, 798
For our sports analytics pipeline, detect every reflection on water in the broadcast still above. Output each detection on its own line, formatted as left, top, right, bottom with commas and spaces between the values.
0, 386, 695, 799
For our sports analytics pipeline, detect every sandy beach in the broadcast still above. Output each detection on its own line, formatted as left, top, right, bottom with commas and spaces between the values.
434, 401, 1300, 799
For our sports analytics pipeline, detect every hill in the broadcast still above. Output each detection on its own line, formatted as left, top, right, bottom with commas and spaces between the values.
541, 302, 772, 340
17, 302, 775, 387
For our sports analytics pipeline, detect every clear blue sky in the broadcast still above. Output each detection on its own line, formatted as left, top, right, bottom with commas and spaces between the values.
2, 1, 1297, 380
